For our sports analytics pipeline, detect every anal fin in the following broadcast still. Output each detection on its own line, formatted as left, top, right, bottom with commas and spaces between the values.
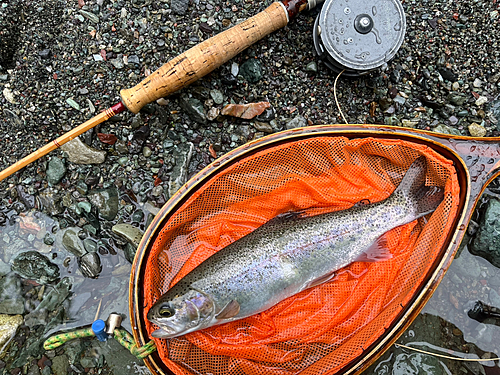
215, 300, 240, 320
306, 270, 336, 289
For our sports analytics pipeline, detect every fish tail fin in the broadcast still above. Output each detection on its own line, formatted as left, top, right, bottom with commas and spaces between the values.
393, 156, 444, 218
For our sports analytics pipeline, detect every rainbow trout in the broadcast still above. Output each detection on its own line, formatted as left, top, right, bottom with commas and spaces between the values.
148, 156, 443, 338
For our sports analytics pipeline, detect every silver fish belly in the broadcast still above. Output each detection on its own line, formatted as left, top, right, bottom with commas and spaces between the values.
147, 156, 443, 338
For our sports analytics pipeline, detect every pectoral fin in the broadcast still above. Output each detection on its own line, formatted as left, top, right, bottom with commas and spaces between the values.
215, 300, 240, 319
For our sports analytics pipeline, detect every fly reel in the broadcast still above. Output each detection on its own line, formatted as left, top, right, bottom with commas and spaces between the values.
313, 0, 406, 77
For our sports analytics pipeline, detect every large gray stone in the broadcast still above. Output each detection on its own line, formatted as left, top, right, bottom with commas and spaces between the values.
168, 142, 194, 197
180, 95, 206, 124
286, 115, 307, 130
60, 137, 106, 164
46, 157, 66, 185
240, 59, 262, 83
87, 187, 119, 221
62, 227, 87, 257
92, 337, 146, 375
112, 223, 144, 248
10, 251, 60, 284
51, 354, 69, 375
470, 198, 500, 268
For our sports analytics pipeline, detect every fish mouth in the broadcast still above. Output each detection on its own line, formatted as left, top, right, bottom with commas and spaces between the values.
151, 326, 178, 338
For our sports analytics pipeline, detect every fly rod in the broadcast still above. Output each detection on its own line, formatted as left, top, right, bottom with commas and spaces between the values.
0, 0, 321, 182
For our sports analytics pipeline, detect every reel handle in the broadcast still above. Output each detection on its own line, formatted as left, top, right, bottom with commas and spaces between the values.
120, 2, 289, 114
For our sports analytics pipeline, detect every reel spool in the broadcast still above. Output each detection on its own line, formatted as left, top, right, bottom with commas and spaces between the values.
313, 0, 406, 77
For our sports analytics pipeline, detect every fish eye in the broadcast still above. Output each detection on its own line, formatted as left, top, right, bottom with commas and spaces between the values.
159, 305, 175, 318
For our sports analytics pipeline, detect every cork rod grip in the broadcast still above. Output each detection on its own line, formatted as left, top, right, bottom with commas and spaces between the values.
120, 2, 288, 113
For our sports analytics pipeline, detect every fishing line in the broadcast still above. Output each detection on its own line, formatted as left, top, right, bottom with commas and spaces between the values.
334, 69, 348, 125
395, 343, 500, 362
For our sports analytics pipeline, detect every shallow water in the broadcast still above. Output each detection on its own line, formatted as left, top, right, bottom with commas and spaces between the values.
2, 200, 500, 374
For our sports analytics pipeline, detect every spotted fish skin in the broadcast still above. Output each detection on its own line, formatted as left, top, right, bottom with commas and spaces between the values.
148, 157, 443, 338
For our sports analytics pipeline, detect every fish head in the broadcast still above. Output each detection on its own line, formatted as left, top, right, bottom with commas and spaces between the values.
147, 289, 215, 338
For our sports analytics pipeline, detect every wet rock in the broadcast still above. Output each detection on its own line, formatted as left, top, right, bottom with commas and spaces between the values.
16, 185, 35, 209
253, 121, 274, 133
63, 339, 84, 365
38, 188, 64, 215
76, 181, 88, 195
470, 198, 500, 267
112, 224, 143, 248
473, 78, 483, 88
62, 228, 87, 257
285, 115, 307, 130
51, 355, 69, 375
432, 124, 461, 136
468, 122, 487, 137
79, 9, 99, 23
240, 59, 262, 83
210, 89, 224, 105
66, 98, 81, 111
91, 338, 145, 374
0, 314, 23, 349
110, 58, 124, 69
401, 119, 419, 128
222, 102, 271, 119
127, 55, 140, 66
27, 364, 40, 375
88, 187, 119, 221
115, 139, 129, 154
255, 106, 276, 122
3, 108, 22, 128
83, 238, 97, 253
123, 243, 137, 264
25, 278, 72, 327
305, 61, 318, 74
206, 107, 220, 121
391, 353, 445, 375
180, 95, 206, 124
0, 238, 31, 264
0, 298, 24, 315
60, 137, 106, 164
453, 248, 481, 278
11, 324, 49, 367
143, 146, 152, 158
168, 142, 194, 197
384, 116, 401, 126
0, 273, 21, 299
446, 93, 467, 106
438, 68, 457, 82
489, 289, 500, 307
0, 274, 23, 314
78, 252, 102, 279
129, 125, 150, 154
39, 278, 71, 313
171, 0, 189, 15
10, 251, 60, 284
390, 67, 403, 83
489, 99, 500, 127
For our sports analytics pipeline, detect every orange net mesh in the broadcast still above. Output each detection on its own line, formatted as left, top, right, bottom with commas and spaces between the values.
142, 136, 459, 375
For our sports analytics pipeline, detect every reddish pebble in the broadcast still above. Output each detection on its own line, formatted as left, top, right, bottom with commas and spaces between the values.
97, 133, 118, 145
38, 356, 48, 369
